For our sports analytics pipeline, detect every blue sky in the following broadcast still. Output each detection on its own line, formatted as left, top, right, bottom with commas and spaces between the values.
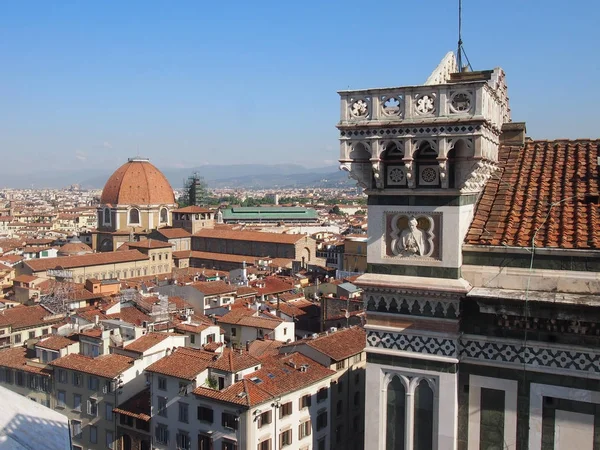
0, 0, 598, 174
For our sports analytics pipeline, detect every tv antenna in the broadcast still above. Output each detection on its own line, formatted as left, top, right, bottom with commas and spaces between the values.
457, 0, 473, 72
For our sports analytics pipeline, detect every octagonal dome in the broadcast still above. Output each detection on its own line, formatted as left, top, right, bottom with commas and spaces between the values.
100, 158, 176, 205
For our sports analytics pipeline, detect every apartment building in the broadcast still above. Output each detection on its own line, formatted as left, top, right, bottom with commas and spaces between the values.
280, 327, 366, 450
217, 307, 294, 346
145, 346, 334, 450
0, 304, 64, 349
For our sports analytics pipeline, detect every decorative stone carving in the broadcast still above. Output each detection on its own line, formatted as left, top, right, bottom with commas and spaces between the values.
404, 161, 415, 188
387, 166, 406, 186
350, 99, 369, 118
414, 94, 435, 115
381, 96, 403, 118
368, 330, 457, 358
459, 160, 497, 193
372, 161, 384, 189
340, 162, 368, 189
449, 91, 472, 113
390, 214, 434, 257
366, 294, 459, 319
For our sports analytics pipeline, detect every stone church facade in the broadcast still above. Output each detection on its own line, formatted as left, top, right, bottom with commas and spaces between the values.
340, 52, 600, 449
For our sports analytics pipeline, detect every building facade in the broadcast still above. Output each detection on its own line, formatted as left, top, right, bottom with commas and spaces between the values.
340, 52, 600, 450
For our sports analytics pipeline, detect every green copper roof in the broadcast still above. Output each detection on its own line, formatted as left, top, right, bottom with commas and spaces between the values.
221, 207, 318, 220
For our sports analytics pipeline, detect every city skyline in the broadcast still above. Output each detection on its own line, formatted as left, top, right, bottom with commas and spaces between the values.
1, 0, 599, 174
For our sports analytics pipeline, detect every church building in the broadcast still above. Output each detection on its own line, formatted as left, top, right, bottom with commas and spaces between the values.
339, 53, 600, 449
92, 158, 177, 252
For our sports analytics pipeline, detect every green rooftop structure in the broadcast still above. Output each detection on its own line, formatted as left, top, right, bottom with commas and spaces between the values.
220, 206, 319, 224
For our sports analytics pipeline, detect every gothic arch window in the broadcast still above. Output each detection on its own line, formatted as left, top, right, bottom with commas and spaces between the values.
349, 142, 371, 161
386, 376, 406, 450
128, 208, 141, 226
160, 207, 168, 224
103, 208, 111, 225
415, 141, 439, 188
413, 379, 434, 450
447, 139, 472, 189
382, 142, 406, 188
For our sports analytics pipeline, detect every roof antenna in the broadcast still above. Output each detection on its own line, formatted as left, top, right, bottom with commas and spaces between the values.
457, 0, 473, 72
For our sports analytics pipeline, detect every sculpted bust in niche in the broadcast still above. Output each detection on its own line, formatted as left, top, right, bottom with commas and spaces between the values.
391, 214, 435, 257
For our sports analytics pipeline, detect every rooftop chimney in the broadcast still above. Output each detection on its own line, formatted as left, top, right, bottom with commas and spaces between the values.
500, 122, 527, 146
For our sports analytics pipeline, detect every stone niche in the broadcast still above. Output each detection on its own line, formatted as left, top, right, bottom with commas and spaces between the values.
384, 211, 442, 261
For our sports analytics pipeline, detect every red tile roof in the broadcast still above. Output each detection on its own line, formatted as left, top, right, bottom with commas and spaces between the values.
209, 348, 261, 373
194, 228, 307, 245
107, 306, 151, 326
466, 140, 600, 249
36, 335, 77, 351
173, 206, 212, 213
126, 239, 173, 250
247, 339, 284, 359
0, 347, 50, 375
155, 228, 191, 239
123, 332, 173, 354
0, 305, 60, 330
173, 250, 256, 264
287, 326, 366, 361
24, 250, 149, 272
50, 353, 134, 378
217, 308, 282, 330
145, 347, 213, 380
193, 352, 334, 407
191, 280, 236, 296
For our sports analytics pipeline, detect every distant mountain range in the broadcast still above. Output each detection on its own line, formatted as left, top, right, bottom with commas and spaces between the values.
1, 164, 354, 190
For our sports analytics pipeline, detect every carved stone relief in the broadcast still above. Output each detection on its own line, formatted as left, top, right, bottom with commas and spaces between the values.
386, 213, 440, 259
414, 93, 436, 116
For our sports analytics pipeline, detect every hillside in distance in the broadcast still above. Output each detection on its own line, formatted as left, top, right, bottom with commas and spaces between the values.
1, 164, 353, 189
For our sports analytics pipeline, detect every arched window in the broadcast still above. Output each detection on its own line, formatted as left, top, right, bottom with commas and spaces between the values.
160, 208, 168, 224
382, 142, 406, 188
413, 380, 434, 450
386, 377, 406, 450
415, 141, 439, 188
447, 139, 472, 189
129, 208, 140, 225
103, 208, 111, 225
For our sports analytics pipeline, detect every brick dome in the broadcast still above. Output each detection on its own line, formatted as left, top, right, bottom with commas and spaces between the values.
100, 158, 176, 205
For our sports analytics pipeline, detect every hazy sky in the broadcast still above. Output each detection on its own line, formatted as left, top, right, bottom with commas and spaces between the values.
0, 0, 598, 174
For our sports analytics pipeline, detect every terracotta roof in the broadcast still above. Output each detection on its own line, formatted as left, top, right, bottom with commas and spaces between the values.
284, 326, 366, 361
50, 353, 134, 378
466, 140, 600, 249
0, 347, 50, 375
123, 332, 172, 354
217, 308, 283, 330
13, 274, 39, 284
126, 239, 173, 250
209, 347, 261, 373
250, 277, 296, 296
174, 322, 212, 333
36, 335, 77, 351
247, 339, 284, 359
0, 305, 59, 330
24, 250, 148, 272
194, 228, 307, 245
155, 228, 191, 239
235, 286, 259, 297
173, 206, 212, 213
113, 388, 151, 421
106, 306, 152, 326
191, 280, 236, 296
193, 352, 334, 407
100, 159, 176, 205
145, 347, 213, 380
57, 241, 93, 256
174, 250, 255, 264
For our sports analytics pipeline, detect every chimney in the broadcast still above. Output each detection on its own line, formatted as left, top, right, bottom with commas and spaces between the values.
94, 315, 99, 326
245, 340, 250, 352
500, 122, 527, 146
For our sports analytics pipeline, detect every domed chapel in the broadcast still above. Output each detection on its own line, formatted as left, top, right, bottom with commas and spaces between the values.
92, 158, 177, 252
